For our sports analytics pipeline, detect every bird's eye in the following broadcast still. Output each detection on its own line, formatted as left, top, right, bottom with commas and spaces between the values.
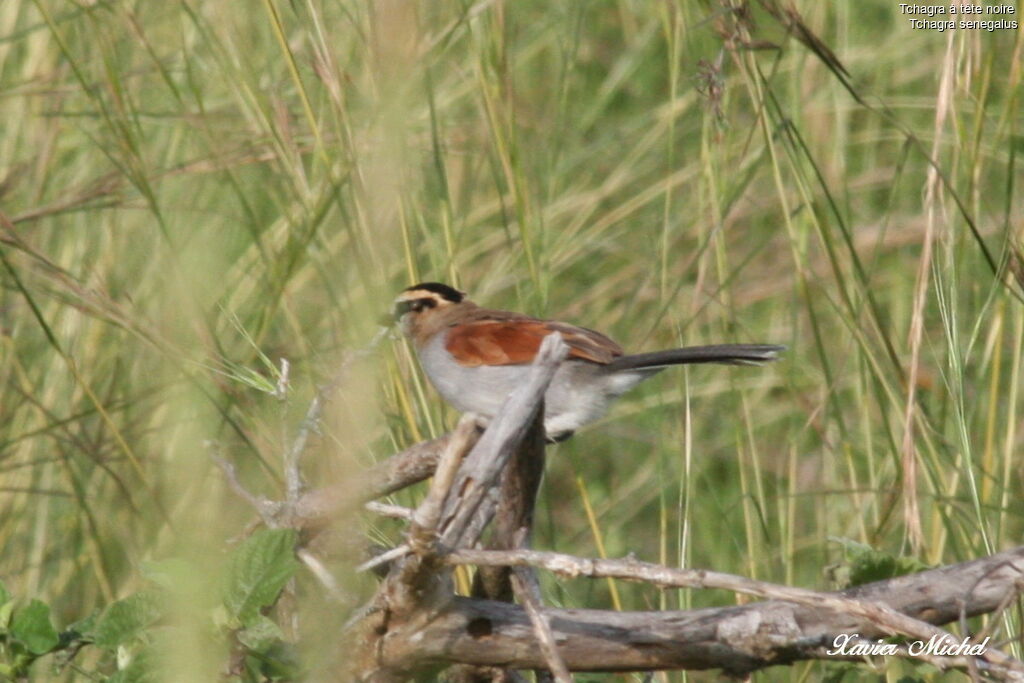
392, 297, 437, 320
411, 298, 436, 313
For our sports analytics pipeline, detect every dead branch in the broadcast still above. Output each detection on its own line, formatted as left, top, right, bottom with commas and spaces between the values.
469, 405, 546, 603
437, 335, 569, 550
294, 432, 455, 524
380, 545, 1024, 678
509, 561, 571, 683
449, 403, 550, 683
344, 324, 1023, 679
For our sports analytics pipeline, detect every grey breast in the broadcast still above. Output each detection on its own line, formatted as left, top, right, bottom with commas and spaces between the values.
419, 333, 525, 417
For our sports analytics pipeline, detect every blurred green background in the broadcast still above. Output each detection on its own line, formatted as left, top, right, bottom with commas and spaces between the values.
1, 0, 1021, 680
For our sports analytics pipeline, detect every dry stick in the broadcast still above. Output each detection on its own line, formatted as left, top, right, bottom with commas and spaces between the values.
443, 547, 1024, 677
471, 405, 547, 602
510, 570, 571, 683
409, 415, 482, 552
296, 548, 347, 603
364, 501, 415, 520
450, 405, 550, 683
295, 432, 454, 523
438, 334, 569, 549
375, 545, 1024, 678
508, 526, 572, 683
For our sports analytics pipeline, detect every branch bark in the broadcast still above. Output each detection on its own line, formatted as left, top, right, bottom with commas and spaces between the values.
380, 545, 1024, 678
448, 406, 550, 683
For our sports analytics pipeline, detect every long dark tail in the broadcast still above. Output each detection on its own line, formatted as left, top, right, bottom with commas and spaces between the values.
606, 344, 785, 371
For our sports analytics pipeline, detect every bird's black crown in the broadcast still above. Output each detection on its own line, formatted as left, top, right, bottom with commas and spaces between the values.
404, 282, 465, 303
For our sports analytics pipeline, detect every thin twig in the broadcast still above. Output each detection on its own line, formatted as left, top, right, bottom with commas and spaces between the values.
411, 414, 481, 543
297, 548, 348, 603
210, 451, 282, 526
284, 326, 391, 504
356, 544, 410, 574
510, 567, 572, 682
364, 501, 415, 520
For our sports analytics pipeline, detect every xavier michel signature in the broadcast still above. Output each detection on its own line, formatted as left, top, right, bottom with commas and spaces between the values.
827, 633, 991, 657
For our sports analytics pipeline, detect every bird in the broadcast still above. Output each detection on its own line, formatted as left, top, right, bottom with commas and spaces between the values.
392, 282, 783, 442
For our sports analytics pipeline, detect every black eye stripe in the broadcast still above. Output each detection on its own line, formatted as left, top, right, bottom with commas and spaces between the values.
393, 297, 438, 319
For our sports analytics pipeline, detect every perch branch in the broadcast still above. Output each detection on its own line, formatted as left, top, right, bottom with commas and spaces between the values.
378, 545, 1024, 678
444, 546, 1024, 675
438, 334, 569, 549
294, 433, 455, 524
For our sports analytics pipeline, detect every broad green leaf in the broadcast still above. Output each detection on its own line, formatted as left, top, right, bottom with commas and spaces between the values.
66, 612, 98, 639
0, 598, 14, 631
94, 591, 164, 650
223, 529, 298, 625
10, 600, 59, 654
0, 578, 13, 631
237, 614, 284, 651
106, 646, 158, 683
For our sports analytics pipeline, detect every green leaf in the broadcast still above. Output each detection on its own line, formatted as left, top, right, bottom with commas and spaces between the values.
106, 646, 158, 683
94, 591, 164, 650
223, 529, 298, 625
0, 579, 10, 605
0, 598, 14, 631
10, 600, 59, 654
237, 614, 284, 651
830, 538, 930, 587
66, 612, 98, 639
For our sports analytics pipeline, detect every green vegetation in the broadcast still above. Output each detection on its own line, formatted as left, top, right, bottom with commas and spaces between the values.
0, 0, 1020, 680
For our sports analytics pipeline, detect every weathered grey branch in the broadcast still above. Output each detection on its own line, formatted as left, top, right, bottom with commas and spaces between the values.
294, 433, 455, 524
379, 545, 1024, 678
438, 335, 568, 549
451, 404, 550, 683
470, 406, 547, 603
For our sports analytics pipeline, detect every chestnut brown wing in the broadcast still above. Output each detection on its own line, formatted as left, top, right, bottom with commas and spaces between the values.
444, 319, 623, 367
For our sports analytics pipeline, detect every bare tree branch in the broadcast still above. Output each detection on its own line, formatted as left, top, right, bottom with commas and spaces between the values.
378, 545, 1024, 678
470, 406, 546, 603
294, 433, 455, 524
438, 335, 569, 549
